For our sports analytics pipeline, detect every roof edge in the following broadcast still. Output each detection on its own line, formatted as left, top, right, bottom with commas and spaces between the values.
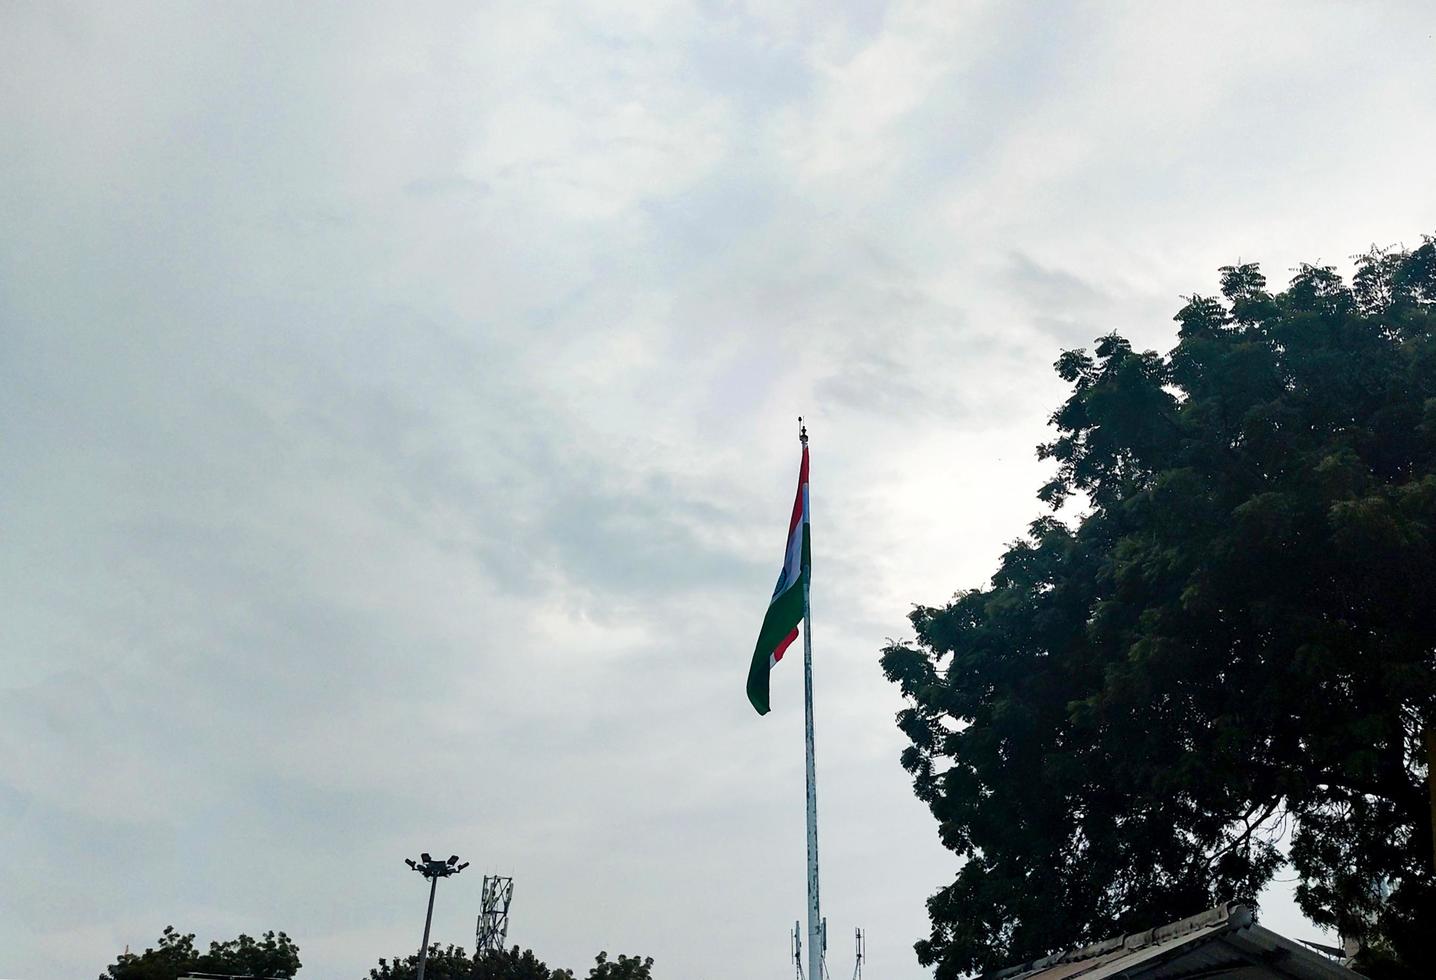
980, 901, 1252, 980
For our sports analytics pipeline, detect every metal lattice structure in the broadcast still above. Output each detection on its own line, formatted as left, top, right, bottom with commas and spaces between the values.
475, 875, 514, 954
852, 928, 864, 980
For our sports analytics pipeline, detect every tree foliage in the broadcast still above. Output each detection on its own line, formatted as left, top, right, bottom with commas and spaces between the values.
100, 926, 301, 980
365, 945, 653, 980
581, 951, 654, 980
368, 945, 557, 980
882, 240, 1436, 978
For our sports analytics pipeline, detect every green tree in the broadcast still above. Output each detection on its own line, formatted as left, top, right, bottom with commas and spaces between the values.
101, 926, 301, 980
882, 240, 1436, 978
196, 932, 303, 978
366, 944, 565, 980
582, 952, 653, 980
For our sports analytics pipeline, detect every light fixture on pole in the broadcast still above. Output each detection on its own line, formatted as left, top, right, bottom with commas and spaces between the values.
405, 853, 469, 980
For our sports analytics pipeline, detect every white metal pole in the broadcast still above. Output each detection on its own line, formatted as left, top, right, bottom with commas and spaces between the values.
801, 434, 821, 980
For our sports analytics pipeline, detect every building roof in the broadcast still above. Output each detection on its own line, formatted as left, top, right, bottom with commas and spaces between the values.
983, 903, 1361, 980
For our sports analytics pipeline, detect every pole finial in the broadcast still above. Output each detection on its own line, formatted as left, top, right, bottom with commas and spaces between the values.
799, 416, 808, 445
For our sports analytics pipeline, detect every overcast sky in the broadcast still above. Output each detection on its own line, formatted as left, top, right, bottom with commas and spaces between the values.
3, 2, 1435, 979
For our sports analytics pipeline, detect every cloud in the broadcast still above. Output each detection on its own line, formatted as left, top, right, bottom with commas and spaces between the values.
3, 2, 1434, 979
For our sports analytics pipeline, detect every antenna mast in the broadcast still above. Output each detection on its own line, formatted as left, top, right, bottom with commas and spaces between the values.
475, 875, 515, 954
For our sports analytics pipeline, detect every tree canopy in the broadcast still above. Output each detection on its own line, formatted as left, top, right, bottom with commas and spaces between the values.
580, 951, 654, 980
100, 926, 301, 980
881, 240, 1436, 978
365, 944, 653, 980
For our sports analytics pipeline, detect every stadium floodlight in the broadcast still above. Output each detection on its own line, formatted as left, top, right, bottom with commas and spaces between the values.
405, 852, 468, 980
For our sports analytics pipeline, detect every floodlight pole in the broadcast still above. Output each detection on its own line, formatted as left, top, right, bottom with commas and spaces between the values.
406, 854, 468, 980
417, 874, 438, 980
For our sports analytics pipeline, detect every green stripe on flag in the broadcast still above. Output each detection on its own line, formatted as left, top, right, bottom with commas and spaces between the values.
746, 569, 807, 715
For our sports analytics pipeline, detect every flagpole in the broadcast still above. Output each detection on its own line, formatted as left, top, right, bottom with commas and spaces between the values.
799, 418, 822, 980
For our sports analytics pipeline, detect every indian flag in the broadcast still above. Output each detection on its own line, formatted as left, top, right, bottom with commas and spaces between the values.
746, 443, 810, 715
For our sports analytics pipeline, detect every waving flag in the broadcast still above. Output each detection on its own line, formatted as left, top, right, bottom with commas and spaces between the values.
746, 443, 810, 715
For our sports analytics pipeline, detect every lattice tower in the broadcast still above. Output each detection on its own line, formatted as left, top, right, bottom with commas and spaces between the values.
475, 876, 514, 954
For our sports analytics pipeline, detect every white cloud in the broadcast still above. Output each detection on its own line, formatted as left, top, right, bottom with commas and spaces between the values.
3, 1, 1434, 978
